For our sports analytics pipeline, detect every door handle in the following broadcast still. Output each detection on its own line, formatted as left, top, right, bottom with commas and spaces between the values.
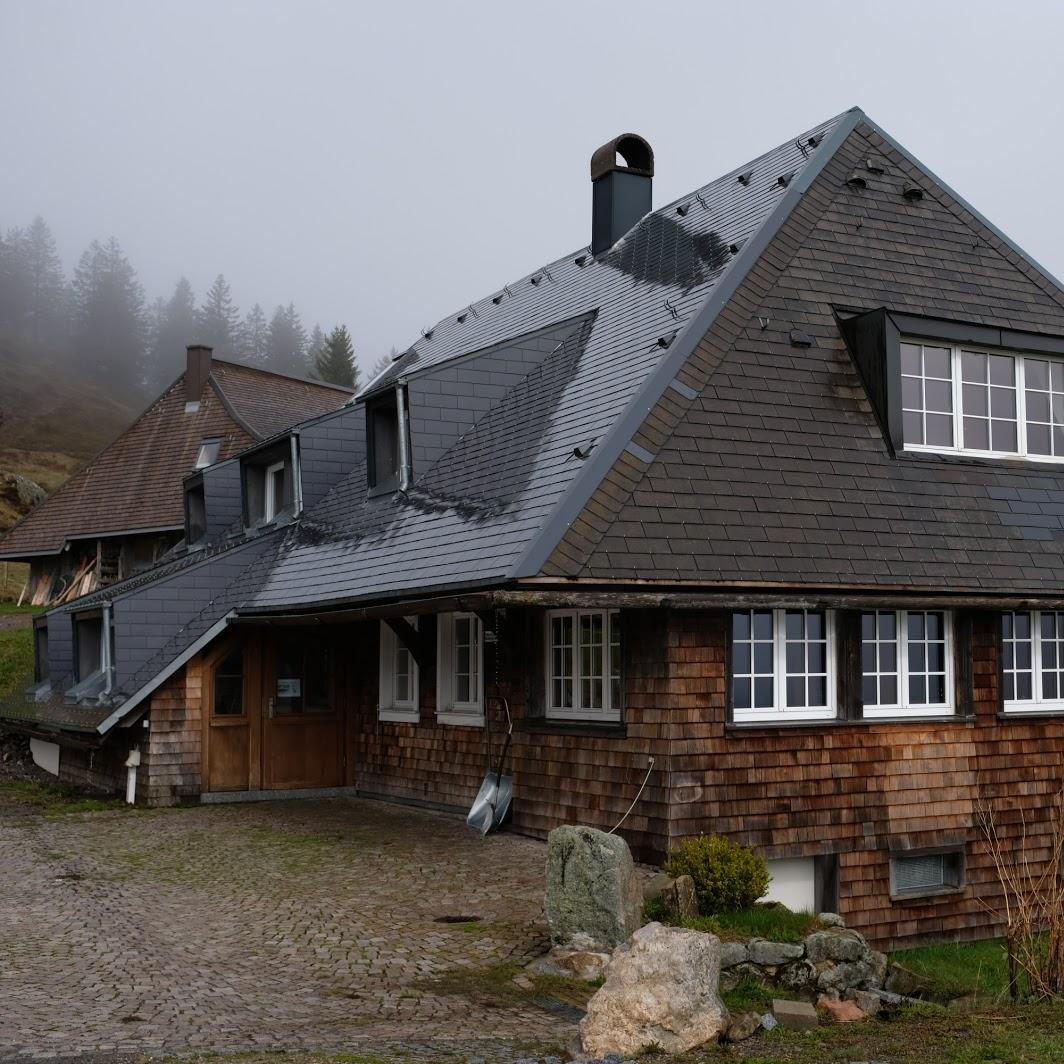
267, 697, 275, 717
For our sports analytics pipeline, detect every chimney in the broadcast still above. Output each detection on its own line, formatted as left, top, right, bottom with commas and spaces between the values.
590, 133, 654, 256
185, 344, 213, 404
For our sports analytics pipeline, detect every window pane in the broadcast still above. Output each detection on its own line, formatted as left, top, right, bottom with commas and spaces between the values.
925, 414, 953, 447
214, 652, 244, 716
992, 421, 1017, 452
962, 383, 988, 416
989, 355, 1014, 386
754, 677, 773, 708
1028, 359, 1050, 390
963, 417, 989, 450
925, 378, 952, 413
1002, 612, 1034, 706
924, 346, 951, 378
1028, 423, 1052, 455
900, 342, 921, 375
903, 409, 924, 444
961, 351, 986, 382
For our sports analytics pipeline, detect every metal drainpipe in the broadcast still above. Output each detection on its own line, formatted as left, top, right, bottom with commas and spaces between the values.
396, 380, 413, 492
101, 602, 113, 696
289, 433, 304, 516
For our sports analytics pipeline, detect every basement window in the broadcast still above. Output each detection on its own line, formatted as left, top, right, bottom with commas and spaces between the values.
861, 610, 953, 717
1002, 611, 1064, 713
378, 618, 420, 722
437, 612, 484, 726
730, 609, 835, 723
890, 849, 965, 899
545, 610, 621, 722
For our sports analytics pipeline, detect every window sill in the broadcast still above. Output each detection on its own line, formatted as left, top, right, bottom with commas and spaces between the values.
890, 884, 966, 904
727, 714, 974, 732
378, 708, 419, 724
520, 718, 627, 738
436, 712, 485, 728
998, 707, 1064, 720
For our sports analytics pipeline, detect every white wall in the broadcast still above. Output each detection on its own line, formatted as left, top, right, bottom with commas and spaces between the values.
765, 857, 815, 912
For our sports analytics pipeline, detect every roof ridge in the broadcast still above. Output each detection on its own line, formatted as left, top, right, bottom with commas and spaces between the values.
509, 108, 865, 579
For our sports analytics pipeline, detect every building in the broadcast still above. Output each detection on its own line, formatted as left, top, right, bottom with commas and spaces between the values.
0, 347, 351, 602
6, 107, 1064, 948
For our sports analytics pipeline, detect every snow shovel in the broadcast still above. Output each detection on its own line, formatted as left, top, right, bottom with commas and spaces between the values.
466, 697, 513, 835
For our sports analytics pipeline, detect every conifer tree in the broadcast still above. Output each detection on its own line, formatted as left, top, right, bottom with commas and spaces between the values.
314, 324, 359, 389
147, 277, 198, 388
241, 303, 269, 365
197, 274, 242, 360
72, 236, 147, 387
306, 323, 326, 372
266, 302, 306, 375
21, 216, 65, 343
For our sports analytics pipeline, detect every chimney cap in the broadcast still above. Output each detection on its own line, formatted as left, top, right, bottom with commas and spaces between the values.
591, 133, 654, 182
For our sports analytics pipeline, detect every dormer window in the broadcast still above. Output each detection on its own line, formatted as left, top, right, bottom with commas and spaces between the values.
841, 308, 1064, 465
195, 437, 222, 469
68, 608, 114, 699
367, 383, 411, 494
243, 443, 297, 528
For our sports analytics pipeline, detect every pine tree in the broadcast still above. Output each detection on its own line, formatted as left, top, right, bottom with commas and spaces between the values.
20, 216, 65, 343
146, 277, 198, 388
197, 274, 242, 360
313, 324, 359, 389
0, 227, 31, 335
266, 302, 306, 375
240, 303, 269, 365
72, 236, 147, 388
366, 349, 394, 387
306, 324, 326, 374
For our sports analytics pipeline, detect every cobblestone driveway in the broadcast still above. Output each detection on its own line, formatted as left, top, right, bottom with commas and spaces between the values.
0, 792, 568, 1061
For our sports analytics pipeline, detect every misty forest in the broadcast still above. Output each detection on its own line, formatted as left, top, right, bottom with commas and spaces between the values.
0, 214, 368, 398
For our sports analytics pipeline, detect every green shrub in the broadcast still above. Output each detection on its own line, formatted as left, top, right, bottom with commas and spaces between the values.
664, 834, 769, 914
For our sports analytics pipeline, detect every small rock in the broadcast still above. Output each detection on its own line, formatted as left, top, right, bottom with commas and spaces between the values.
778, 959, 818, 991
848, 989, 883, 1016
948, 991, 995, 1012
760, 1012, 778, 1031
885, 962, 931, 997
817, 911, 845, 927
512, 974, 534, 990
725, 1010, 763, 1042
643, 872, 674, 903
670, 874, 699, 920
772, 998, 819, 1031
817, 995, 868, 1023
719, 941, 749, 968
749, 938, 805, 966
804, 928, 869, 965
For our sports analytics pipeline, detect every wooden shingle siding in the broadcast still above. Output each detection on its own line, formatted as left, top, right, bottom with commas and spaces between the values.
142, 664, 203, 805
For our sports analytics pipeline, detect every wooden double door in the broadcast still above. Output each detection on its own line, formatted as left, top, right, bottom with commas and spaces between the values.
204, 629, 344, 793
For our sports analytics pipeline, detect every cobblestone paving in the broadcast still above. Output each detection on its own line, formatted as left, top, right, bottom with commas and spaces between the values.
0, 793, 570, 1062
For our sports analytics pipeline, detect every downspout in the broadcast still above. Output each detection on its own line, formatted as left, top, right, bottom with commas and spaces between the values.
124, 746, 140, 805
289, 433, 304, 516
396, 379, 413, 492
101, 602, 113, 697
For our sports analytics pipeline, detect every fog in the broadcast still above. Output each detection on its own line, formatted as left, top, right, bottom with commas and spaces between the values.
3, 0, 1063, 376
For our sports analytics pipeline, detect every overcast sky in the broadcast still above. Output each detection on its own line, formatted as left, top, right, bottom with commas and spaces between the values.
2, 0, 1063, 374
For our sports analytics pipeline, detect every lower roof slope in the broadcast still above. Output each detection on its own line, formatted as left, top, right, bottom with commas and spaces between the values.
247, 113, 851, 611
0, 360, 350, 560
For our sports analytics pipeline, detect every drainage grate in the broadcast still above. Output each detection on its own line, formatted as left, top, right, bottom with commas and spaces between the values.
433, 915, 482, 924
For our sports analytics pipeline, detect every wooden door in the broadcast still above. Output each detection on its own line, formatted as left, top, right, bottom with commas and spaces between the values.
204, 637, 257, 792
262, 631, 343, 790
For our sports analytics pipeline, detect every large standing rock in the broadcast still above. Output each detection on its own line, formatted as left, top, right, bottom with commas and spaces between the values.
580, 923, 728, 1056
545, 825, 643, 949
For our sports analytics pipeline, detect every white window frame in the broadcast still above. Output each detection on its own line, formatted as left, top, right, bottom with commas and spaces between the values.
378, 618, 419, 722
861, 609, 954, 718
730, 609, 837, 724
263, 460, 286, 522
437, 612, 484, 726
1002, 610, 1064, 714
545, 609, 621, 722
901, 339, 1064, 464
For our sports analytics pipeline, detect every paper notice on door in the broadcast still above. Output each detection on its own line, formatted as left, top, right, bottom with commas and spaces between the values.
277, 678, 301, 698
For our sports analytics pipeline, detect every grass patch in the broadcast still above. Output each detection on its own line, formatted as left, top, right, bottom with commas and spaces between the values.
4, 778, 125, 815
891, 937, 1012, 1001
677, 906, 821, 944
721, 974, 776, 1014
416, 960, 597, 1012
0, 625, 33, 699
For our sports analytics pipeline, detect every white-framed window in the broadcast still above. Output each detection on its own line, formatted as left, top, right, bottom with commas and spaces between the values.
263, 460, 286, 522
545, 610, 621, 721
378, 618, 419, 722
890, 850, 965, 899
1002, 611, 1064, 713
861, 610, 953, 717
730, 609, 835, 723
194, 437, 222, 469
437, 612, 484, 726
901, 339, 1064, 462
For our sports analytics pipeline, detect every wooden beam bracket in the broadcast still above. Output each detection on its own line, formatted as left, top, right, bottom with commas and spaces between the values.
384, 616, 433, 672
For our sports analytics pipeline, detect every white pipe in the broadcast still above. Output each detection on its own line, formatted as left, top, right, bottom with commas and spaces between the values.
396, 380, 412, 492
124, 746, 141, 805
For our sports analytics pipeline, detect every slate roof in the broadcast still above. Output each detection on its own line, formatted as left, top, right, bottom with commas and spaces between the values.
246, 111, 851, 610
0, 360, 350, 559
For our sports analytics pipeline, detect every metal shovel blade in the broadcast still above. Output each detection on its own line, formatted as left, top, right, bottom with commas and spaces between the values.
466, 772, 513, 835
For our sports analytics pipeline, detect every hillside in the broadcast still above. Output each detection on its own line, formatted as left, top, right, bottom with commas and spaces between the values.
0, 336, 142, 596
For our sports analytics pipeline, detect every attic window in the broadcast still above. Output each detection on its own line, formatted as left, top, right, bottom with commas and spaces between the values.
243, 445, 295, 527
69, 609, 113, 699
186, 482, 207, 546
367, 386, 411, 494
194, 438, 222, 469
34, 622, 49, 684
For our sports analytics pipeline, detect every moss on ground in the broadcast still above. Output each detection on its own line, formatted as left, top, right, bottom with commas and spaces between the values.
4, 778, 125, 816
